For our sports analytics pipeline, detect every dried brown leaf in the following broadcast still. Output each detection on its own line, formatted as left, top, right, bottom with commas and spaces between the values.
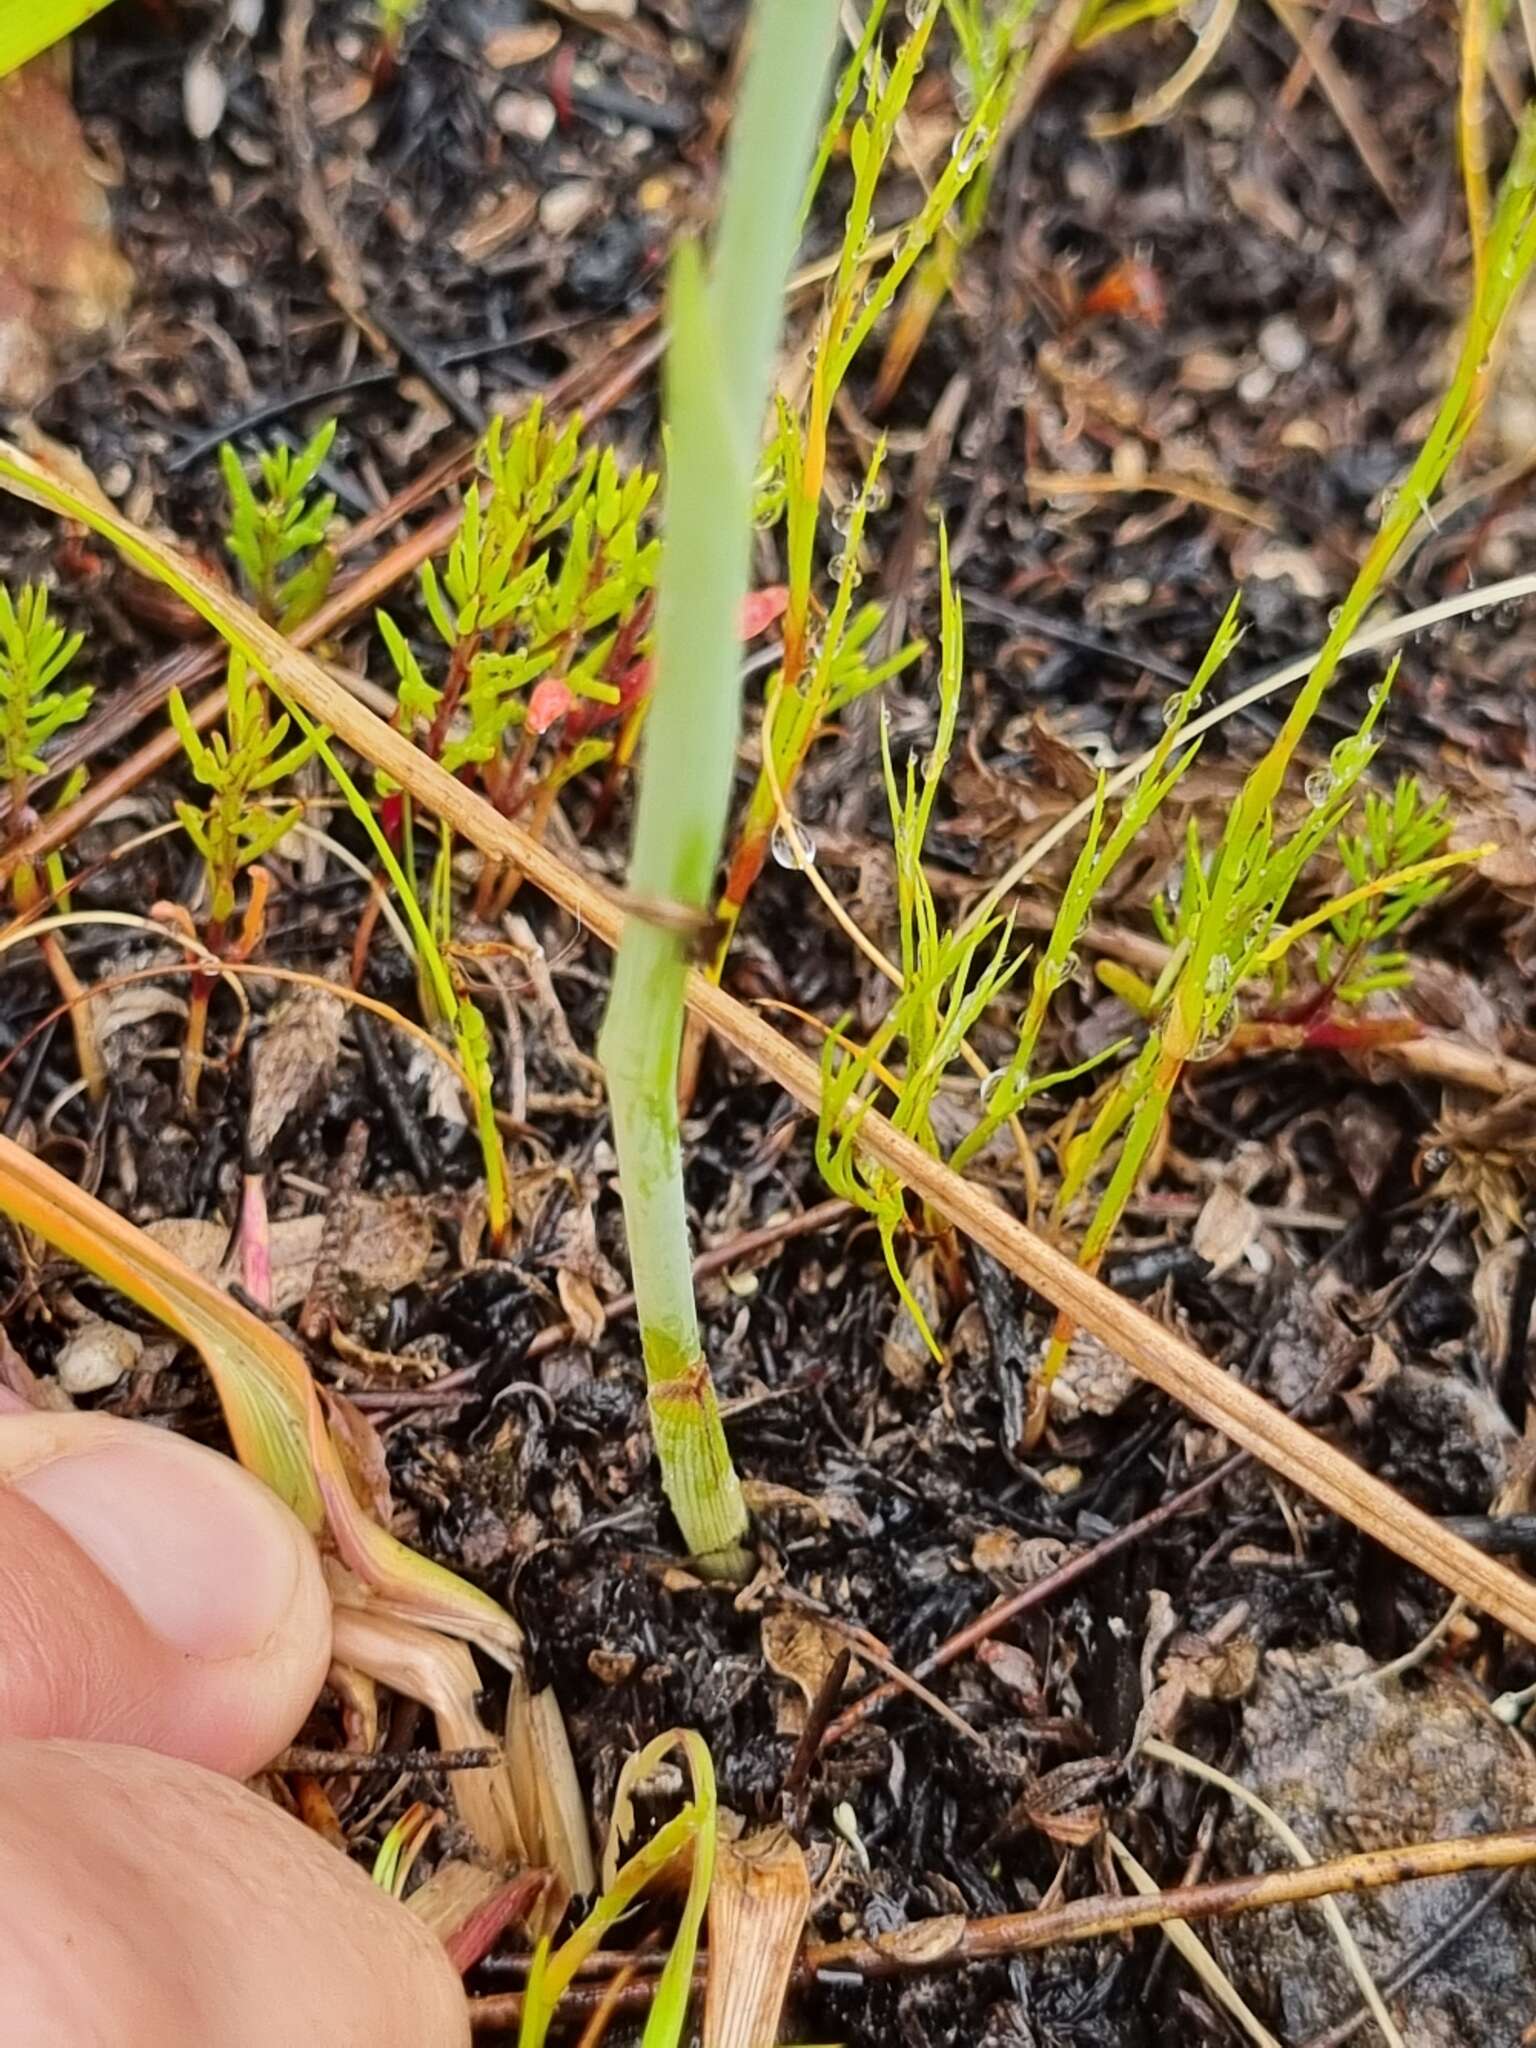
704, 1825, 810, 2048
1193, 1183, 1261, 1278
761, 1612, 848, 1714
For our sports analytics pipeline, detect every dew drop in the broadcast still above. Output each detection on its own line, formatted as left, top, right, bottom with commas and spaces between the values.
1327, 605, 1344, 628
905, 0, 929, 25
1304, 767, 1334, 807
829, 552, 850, 580
1161, 695, 1186, 729
1058, 950, 1081, 981
867, 479, 891, 513
831, 500, 856, 537
951, 127, 989, 174
771, 822, 817, 871
980, 1066, 1008, 1109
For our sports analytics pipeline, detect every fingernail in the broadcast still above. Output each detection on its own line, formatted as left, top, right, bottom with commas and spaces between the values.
13, 1436, 301, 1660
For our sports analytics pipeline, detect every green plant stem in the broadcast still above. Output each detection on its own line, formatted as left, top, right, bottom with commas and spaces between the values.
597, 0, 839, 1566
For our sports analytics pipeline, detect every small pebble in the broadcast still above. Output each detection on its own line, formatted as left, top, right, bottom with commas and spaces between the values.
1200, 86, 1253, 137
540, 181, 599, 238
1258, 315, 1307, 375
495, 90, 556, 143
1238, 364, 1277, 405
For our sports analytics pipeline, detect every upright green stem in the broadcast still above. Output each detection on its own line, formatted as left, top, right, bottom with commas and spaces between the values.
597, 0, 839, 1565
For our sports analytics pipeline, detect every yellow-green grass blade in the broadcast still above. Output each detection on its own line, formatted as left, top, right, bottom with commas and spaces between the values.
0, 0, 116, 76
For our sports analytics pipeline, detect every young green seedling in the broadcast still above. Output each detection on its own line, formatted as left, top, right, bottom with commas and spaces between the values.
1032, 111, 1536, 1403
220, 420, 338, 628
168, 654, 315, 1108
598, 0, 842, 1568
377, 404, 660, 923
703, 0, 1010, 996
871, 0, 1039, 410
0, 582, 104, 1099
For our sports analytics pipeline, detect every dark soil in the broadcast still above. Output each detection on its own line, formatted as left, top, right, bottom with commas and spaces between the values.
4, 3, 1536, 2044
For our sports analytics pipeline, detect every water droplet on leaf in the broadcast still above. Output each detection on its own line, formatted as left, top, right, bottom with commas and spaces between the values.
771, 822, 817, 871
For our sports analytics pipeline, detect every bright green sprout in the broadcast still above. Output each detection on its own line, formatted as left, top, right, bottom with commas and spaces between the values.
169, 656, 314, 931
706, 0, 1010, 985
0, 583, 90, 812
1312, 777, 1454, 1004
1031, 107, 1536, 1389
517, 1731, 716, 2048
379, 404, 658, 815
167, 653, 317, 1113
274, 698, 512, 1247
219, 419, 338, 627
0, 581, 103, 1097
870, 0, 1039, 408
373, 0, 425, 45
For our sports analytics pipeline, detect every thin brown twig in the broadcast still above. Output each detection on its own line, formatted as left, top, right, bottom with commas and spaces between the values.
277, 0, 389, 352
463, 1826, 1536, 2030
273, 1744, 500, 1775
1264, 0, 1406, 218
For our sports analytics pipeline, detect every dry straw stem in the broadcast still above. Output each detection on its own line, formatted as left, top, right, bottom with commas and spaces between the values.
5, 447, 1536, 1644
1105, 1831, 1280, 2048
466, 1825, 1536, 2028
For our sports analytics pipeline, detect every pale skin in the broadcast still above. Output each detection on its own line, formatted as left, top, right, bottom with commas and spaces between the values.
0, 1410, 470, 2046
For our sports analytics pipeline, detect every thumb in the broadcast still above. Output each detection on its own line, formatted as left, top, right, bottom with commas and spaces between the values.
0, 1411, 331, 1777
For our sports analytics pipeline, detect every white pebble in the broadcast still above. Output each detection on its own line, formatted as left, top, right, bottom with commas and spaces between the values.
1258, 315, 1307, 375
495, 91, 556, 144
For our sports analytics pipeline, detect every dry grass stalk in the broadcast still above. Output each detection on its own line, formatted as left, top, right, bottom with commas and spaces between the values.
1105, 1832, 1280, 2048
329, 1606, 531, 1869
5, 455, 1536, 1646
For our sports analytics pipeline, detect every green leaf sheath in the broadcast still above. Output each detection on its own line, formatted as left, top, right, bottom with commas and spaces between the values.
597, 1, 841, 1561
